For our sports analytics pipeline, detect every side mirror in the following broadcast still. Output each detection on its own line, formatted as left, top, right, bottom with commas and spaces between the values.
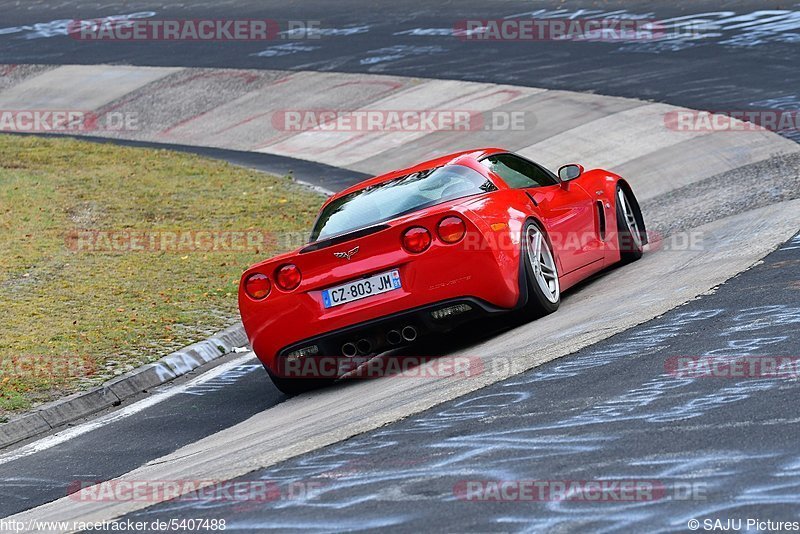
558, 164, 584, 182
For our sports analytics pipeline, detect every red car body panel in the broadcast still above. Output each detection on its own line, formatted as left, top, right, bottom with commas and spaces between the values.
238, 148, 639, 375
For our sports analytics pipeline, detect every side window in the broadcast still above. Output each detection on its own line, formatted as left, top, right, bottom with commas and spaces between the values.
480, 154, 558, 188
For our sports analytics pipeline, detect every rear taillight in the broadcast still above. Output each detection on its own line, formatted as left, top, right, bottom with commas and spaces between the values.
275, 264, 302, 291
402, 226, 432, 254
437, 216, 466, 244
244, 273, 271, 300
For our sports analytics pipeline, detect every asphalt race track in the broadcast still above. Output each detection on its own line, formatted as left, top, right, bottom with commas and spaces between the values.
1, 0, 799, 140
121, 232, 800, 532
3, 232, 800, 532
1, 0, 800, 532
0, 359, 275, 518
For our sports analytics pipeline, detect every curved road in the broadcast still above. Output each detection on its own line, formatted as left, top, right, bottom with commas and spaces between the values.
125, 232, 800, 533
1, 0, 799, 139
1, 0, 799, 532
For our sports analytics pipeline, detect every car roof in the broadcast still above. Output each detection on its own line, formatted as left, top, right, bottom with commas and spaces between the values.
326, 147, 508, 204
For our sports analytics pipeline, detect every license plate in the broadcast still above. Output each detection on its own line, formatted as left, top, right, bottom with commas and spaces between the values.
322, 270, 402, 309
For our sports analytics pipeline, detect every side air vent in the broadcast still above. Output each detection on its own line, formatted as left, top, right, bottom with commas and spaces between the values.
596, 200, 606, 240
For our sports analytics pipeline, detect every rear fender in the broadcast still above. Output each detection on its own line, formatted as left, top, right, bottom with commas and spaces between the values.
462, 190, 551, 308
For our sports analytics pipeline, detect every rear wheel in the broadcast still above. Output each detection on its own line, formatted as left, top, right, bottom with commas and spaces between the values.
616, 185, 645, 263
521, 221, 560, 317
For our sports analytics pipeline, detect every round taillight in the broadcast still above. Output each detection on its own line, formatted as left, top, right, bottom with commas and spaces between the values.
244, 273, 271, 300
402, 226, 432, 254
437, 216, 466, 244
275, 264, 302, 291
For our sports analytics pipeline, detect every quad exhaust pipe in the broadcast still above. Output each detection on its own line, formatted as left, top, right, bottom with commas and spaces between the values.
342, 339, 374, 357
401, 326, 418, 342
343, 327, 417, 356
386, 330, 403, 346
356, 338, 373, 355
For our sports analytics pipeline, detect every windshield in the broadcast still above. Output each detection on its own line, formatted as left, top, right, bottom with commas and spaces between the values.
310, 164, 496, 242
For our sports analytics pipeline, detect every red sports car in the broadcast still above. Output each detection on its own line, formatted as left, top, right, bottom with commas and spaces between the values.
238, 148, 647, 394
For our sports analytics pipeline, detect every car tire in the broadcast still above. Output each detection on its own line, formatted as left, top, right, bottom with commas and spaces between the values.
616, 184, 645, 263
521, 220, 561, 318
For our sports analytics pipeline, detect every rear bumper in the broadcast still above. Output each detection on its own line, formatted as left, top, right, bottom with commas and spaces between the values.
269, 297, 507, 378
241, 247, 521, 373
239, 205, 526, 374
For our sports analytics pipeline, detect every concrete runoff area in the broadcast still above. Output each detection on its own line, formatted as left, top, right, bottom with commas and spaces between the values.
0, 65, 796, 192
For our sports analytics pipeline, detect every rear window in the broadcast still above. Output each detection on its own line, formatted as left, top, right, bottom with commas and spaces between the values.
480, 153, 558, 188
310, 164, 496, 241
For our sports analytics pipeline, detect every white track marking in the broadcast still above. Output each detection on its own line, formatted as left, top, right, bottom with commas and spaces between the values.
0, 353, 256, 466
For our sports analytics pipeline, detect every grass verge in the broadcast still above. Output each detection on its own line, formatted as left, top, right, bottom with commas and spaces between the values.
0, 134, 323, 416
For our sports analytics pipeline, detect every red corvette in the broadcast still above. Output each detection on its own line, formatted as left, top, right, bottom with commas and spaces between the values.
239, 148, 647, 394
